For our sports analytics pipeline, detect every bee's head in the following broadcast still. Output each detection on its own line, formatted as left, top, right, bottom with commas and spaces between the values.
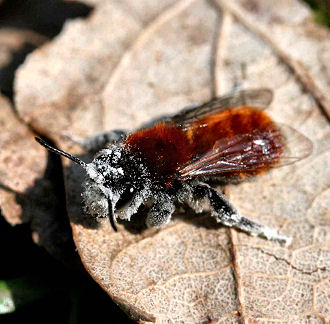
35, 138, 149, 231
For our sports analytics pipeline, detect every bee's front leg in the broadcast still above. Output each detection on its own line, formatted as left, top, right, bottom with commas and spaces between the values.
63, 129, 127, 152
146, 193, 175, 228
193, 182, 292, 245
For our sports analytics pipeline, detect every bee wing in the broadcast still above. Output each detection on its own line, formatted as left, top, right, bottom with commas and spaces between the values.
172, 88, 273, 126
177, 124, 312, 180
277, 124, 313, 164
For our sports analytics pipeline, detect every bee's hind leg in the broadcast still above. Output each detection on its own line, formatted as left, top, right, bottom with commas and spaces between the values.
63, 130, 127, 152
193, 182, 292, 246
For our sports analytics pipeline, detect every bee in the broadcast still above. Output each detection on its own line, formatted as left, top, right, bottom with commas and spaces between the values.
36, 89, 312, 245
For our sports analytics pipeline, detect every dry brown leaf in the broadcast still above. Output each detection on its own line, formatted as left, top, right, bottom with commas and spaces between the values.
0, 95, 48, 225
15, 0, 181, 138
14, 0, 329, 322
215, 0, 330, 119
0, 28, 46, 96
0, 95, 75, 262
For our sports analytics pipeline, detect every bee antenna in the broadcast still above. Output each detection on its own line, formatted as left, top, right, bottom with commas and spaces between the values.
35, 137, 88, 169
108, 200, 118, 232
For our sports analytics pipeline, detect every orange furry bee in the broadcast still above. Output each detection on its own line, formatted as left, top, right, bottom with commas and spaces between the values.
36, 88, 312, 244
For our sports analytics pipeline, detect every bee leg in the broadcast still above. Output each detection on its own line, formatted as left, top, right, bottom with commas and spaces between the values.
62, 129, 127, 152
193, 183, 292, 245
146, 194, 175, 228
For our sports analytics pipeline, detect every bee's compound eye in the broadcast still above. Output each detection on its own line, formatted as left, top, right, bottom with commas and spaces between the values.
115, 186, 136, 210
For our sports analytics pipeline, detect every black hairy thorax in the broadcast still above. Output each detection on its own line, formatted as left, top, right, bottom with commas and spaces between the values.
92, 145, 149, 191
